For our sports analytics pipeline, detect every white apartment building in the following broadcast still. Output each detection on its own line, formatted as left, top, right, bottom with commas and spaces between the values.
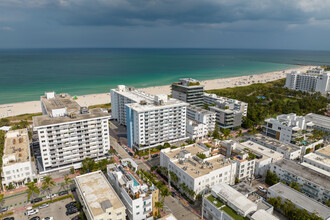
285, 68, 330, 94
305, 113, 330, 134
160, 144, 237, 195
186, 106, 216, 140
32, 92, 110, 174
107, 164, 159, 220
239, 140, 283, 176
267, 183, 330, 220
111, 85, 156, 126
203, 93, 248, 117
126, 94, 189, 150
2, 129, 35, 188
315, 144, 330, 158
263, 113, 311, 144
302, 152, 330, 176
250, 134, 301, 160
270, 159, 330, 202
75, 171, 126, 220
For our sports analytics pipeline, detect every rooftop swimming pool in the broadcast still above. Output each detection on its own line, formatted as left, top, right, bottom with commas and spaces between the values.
129, 173, 140, 186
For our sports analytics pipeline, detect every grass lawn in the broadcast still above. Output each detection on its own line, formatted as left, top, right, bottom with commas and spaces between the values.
207, 195, 224, 208
221, 206, 249, 220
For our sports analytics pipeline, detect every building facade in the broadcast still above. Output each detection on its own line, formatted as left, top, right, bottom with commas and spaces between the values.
107, 164, 159, 220
2, 129, 35, 188
171, 78, 204, 107
33, 92, 110, 174
269, 159, 330, 203
75, 171, 127, 220
160, 144, 237, 195
125, 94, 189, 150
209, 106, 243, 129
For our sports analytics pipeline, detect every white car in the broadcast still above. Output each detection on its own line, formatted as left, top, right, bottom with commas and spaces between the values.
39, 203, 49, 209
27, 209, 39, 216
46, 194, 58, 199
42, 217, 54, 220
258, 186, 267, 193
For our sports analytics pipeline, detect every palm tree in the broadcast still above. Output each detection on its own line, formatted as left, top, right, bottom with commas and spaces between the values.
25, 182, 40, 202
155, 201, 163, 213
160, 186, 170, 203
60, 174, 73, 192
42, 176, 55, 201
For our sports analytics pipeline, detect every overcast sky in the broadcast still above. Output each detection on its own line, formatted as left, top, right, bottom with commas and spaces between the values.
1, 0, 330, 50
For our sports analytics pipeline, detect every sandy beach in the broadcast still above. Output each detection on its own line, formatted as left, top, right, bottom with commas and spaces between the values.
0, 65, 314, 118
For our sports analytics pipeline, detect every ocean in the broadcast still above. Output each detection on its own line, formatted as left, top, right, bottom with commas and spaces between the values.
0, 48, 330, 105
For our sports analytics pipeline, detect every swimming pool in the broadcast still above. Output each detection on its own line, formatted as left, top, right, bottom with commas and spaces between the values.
129, 173, 140, 186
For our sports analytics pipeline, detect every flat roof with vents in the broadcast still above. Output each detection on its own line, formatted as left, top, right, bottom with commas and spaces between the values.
3, 129, 31, 166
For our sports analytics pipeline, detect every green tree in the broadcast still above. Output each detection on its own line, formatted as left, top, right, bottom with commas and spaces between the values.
289, 181, 302, 192
61, 174, 73, 191
25, 181, 40, 201
196, 152, 206, 159
42, 176, 56, 201
81, 157, 96, 173
221, 128, 231, 139
160, 186, 170, 203
212, 123, 220, 139
155, 201, 163, 211
265, 170, 279, 186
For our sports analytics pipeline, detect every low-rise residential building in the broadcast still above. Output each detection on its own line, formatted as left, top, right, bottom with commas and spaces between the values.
250, 209, 279, 220
160, 144, 237, 195
267, 183, 330, 220
171, 78, 204, 107
75, 171, 126, 220
203, 183, 257, 220
125, 93, 189, 150
209, 106, 243, 129
270, 159, 330, 202
203, 93, 248, 117
315, 145, 330, 158
305, 113, 330, 135
263, 113, 313, 144
250, 134, 302, 160
187, 106, 216, 132
302, 152, 330, 176
32, 91, 110, 174
231, 153, 255, 181
186, 119, 209, 140
107, 164, 159, 220
1, 129, 35, 188
239, 140, 283, 176
285, 68, 330, 94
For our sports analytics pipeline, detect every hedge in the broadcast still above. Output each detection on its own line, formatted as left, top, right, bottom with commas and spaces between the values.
0, 211, 14, 218
32, 194, 73, 208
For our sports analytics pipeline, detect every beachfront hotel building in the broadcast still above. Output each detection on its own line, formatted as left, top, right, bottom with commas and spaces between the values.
107, 164, 159, 220
285, 68, 330, 94
171, 78, 204, 107
160, 144, 236, 195
186, 106, 216, 140
269, 159, 330, 202
32, 92, 110, 174
267, 183, 330, 220
75, 171, 126, 220
1, 129, 35, 188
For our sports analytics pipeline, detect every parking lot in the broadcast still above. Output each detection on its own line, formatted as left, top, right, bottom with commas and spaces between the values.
12, 198, 79, 220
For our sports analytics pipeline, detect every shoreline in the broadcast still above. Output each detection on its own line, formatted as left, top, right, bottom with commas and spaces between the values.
0, 65, 315, 118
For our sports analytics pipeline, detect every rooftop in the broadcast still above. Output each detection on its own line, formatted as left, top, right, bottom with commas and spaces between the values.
75, 171, 125, 217
316, 145, 330, 158
300, 162, 330, 177
274, 159, 330, 188
212, 183, 257, 216
173, 78, 203, 87
163, 144, 232, 178
305, 113, 330, 131
251, 134, 300, 153
268, 183, 330, 220
33, 92, 109, 127
232, 182, 256, 196
187, 105, 215, 115
3, 129, 31, 166
251, 210, 279, 220
303, 152, 330, 167
240, 140, 283, 161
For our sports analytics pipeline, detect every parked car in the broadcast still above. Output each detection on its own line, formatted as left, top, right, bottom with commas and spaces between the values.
171, 192, 176, 197
66, 209, 79, 216
42, 217, 54, 220
58, 190, 68, 196
31, 198, 42, 203
128, 152, 133, 157
27, 209, 39, 216
39, 203, 49, 209
151, 154, 159, 158
46, 194, 58, 199
66, 202, 77, 208
258, 186, 267, 193
30, 217, 40, 220
0, 206, 8, 212
71, 215, 81, 220
3, 217, 14, 220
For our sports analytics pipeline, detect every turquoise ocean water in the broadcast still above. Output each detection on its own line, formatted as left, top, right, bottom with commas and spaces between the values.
0, 48, 330, 105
